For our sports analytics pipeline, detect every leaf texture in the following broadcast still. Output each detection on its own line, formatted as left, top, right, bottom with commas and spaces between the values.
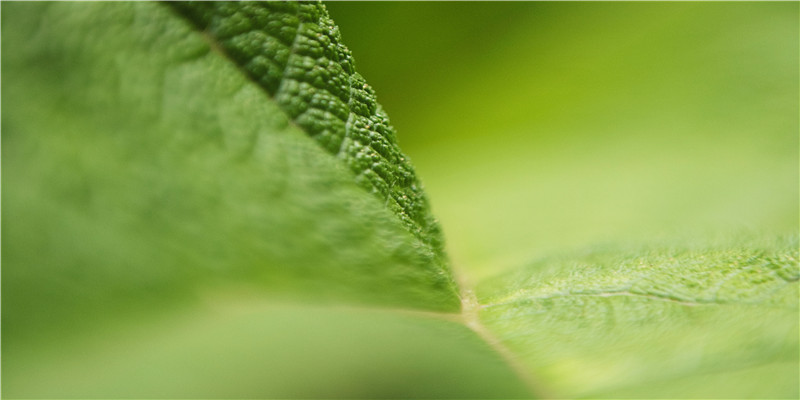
166, 2, 447, 265
477, 237, 799, 398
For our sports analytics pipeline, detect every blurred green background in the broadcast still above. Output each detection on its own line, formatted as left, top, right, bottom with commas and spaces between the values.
326, 2, 799, 279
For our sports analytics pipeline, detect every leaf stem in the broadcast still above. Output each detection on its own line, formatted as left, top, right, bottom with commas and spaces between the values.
456, 270, 554, 399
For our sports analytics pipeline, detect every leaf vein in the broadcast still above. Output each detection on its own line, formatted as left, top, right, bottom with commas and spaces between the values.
482, 286, 798, 310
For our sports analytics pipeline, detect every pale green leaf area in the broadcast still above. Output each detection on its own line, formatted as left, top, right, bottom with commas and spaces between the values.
477, 237, 799, 398
7, 300, 528, 398
3, 1, 799, 399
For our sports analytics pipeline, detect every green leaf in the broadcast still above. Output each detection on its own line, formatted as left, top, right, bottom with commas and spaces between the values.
477, 237, 799, 398
3, 1, 798, 398
2, 2, 507, 397
165, 2, 447, 260
2, 0, 458, 327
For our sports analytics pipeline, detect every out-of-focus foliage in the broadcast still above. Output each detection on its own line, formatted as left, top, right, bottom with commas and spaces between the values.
328, 2, 798, 275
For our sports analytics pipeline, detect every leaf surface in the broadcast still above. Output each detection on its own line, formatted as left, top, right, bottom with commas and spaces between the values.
2, 0, 458, 327
477, 237, 799, 398
166, 1, 446, 258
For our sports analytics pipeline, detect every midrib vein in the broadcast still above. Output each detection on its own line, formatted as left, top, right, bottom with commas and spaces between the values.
319, 284, 552, 398
455, 269, 553, 399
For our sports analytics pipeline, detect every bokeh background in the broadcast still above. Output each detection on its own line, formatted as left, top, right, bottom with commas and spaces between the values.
326, 2, 799, 280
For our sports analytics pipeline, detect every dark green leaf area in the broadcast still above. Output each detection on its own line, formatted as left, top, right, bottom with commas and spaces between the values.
167, 2, 448, 268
